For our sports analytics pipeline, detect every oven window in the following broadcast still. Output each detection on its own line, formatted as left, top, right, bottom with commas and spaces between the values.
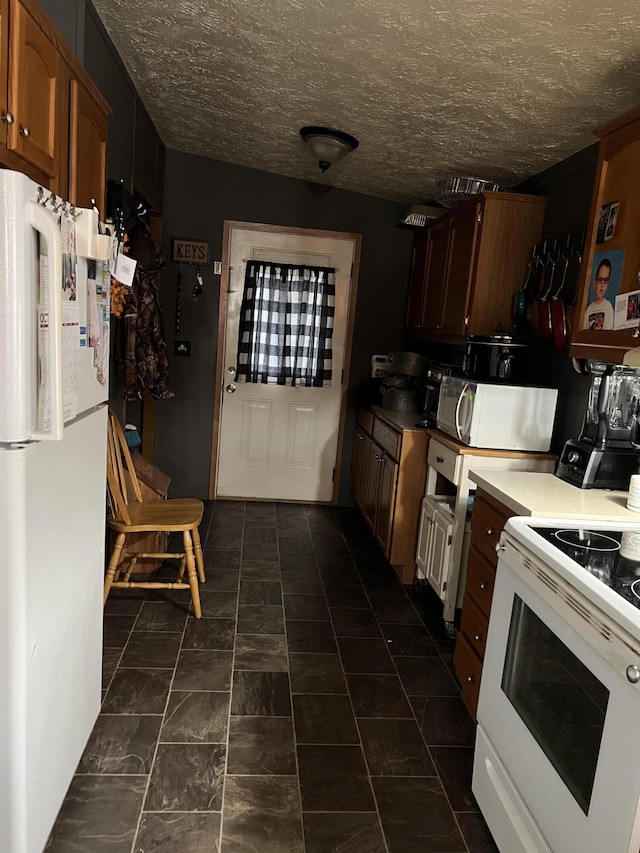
501, 595, 609, 815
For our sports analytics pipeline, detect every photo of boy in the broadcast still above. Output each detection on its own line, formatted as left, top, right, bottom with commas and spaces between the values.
583, 248, 625, 331
584, 259, 614, 330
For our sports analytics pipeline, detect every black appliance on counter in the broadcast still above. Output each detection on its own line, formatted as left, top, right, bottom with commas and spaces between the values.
556, 362, 640, 489
418, 362, 462, 427
462, 329, 530, 383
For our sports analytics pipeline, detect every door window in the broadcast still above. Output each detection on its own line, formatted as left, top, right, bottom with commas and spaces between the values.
236, 261, 335, 386
501, 595, 609, 814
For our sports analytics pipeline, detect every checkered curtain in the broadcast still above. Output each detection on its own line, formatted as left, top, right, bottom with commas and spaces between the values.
236, 261, 335, 386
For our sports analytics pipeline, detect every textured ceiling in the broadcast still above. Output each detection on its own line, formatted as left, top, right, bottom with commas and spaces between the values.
92, 0, 640, 203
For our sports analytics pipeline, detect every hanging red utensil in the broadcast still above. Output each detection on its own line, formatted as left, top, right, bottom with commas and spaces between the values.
538, 240, 557, 342
551, 242, 570, 351
529, 241, 547, 338
563, 228, 586, 341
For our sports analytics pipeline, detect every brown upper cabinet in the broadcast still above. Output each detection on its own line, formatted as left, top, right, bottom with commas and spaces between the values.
569, 106, 640, 362
406, 192, 547, 343
0, 0, 109, 212
69, 78, 107, 215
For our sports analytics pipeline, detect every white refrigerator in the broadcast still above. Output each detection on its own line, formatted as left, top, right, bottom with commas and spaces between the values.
0, 170, 110, 853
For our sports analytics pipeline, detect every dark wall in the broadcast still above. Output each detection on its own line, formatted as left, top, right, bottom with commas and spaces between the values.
155, 149, 413, 500
515, 144, 599, 453
38, 0, 83, 57
81, 2, 167, 426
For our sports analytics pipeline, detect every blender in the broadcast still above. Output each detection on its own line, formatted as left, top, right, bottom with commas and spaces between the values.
556, 362, 640, 488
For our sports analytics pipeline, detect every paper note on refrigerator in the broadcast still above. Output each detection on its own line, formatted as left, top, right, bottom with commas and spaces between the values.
86, 260, 100, 348
62, 304, 79, 422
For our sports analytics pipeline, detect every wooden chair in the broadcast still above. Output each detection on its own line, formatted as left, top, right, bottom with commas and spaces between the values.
104, 408, 206, 617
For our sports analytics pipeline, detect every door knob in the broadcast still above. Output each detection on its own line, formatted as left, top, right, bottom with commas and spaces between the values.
626, 665, 640, 683
225, 384, 237, 394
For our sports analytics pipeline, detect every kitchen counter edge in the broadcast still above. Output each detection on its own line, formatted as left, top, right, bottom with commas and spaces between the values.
468, 469, 640, 522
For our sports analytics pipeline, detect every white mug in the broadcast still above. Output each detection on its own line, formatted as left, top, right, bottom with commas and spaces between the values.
627, 474, 640, 512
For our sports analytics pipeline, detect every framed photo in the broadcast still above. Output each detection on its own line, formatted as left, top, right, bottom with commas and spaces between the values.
583, 248, 625, 330
604, 201, 620, 242
596, 200, 621, 243
614, 288, 640, 330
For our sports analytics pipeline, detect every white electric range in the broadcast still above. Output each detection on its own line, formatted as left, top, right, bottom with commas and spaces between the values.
473, 515, 640, 853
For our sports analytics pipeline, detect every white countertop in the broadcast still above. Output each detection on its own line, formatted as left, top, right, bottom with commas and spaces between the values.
468, 470, 640, 522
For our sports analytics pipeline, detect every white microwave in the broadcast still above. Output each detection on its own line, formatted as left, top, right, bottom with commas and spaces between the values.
436, 376, 558, 451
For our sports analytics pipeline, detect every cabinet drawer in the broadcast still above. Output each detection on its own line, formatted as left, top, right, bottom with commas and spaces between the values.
471, 493, 512, 566
372, 419, 401, 460
453, 630, 482, 718
465, 546, 496, 617
460, 593, 489, 659
357, 409, 374, 436
427, 440, 460, 483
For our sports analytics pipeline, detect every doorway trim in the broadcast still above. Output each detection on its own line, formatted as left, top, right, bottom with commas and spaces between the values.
208, 220, 362, 502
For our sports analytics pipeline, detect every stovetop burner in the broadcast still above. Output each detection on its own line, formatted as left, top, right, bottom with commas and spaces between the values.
532, 526, 640, 609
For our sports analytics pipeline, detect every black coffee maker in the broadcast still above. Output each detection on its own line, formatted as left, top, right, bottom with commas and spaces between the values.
556, 362, 640, 489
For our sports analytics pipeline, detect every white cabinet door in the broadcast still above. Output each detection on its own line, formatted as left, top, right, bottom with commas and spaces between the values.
416, 498, 431, 575
417, 496, 454, 599
427, 507, 454, 599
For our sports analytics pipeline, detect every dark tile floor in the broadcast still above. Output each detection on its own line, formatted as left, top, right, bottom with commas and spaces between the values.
46, 501, 498, 853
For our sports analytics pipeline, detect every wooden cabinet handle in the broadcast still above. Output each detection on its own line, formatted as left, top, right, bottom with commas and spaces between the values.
466, 675, 475, 683
474, 633, 483, 642
436, 455, 445, 463
357, 434, 364, 441
19, 125, 31, 138
479, 582, 490, 590
486, 527, 494, 535
1, 111, 14, 125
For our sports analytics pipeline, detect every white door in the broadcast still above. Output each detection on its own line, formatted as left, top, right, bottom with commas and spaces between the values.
215, 225, 357, 502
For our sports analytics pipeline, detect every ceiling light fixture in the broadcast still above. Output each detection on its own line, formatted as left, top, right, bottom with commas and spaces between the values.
300, 126, 359, 173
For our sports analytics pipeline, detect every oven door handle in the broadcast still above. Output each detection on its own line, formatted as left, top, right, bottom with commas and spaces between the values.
455, 382, 470, 440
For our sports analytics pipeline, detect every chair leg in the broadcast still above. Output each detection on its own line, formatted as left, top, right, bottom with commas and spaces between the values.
183, 531, 202, 618
192, 525, 206, 583
104, 533, 126, 604
123, 555, 138, 583
176, 554, 187, 582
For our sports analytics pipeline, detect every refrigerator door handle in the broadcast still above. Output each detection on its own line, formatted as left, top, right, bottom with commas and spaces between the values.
29, 201, 63, 441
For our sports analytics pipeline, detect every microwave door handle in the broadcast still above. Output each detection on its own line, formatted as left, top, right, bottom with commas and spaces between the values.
30, 201, 63, 441
455, 382, 469, 440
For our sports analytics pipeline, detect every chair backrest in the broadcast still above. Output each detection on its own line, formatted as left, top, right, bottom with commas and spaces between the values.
106, 409, 144, 525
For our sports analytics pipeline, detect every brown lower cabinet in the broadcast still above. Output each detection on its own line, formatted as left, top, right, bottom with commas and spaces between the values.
350, 409, 427, 584
454, 488, 513, 718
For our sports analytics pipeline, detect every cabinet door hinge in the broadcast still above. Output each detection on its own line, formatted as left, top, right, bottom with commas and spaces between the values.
477, 209, 483, 224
